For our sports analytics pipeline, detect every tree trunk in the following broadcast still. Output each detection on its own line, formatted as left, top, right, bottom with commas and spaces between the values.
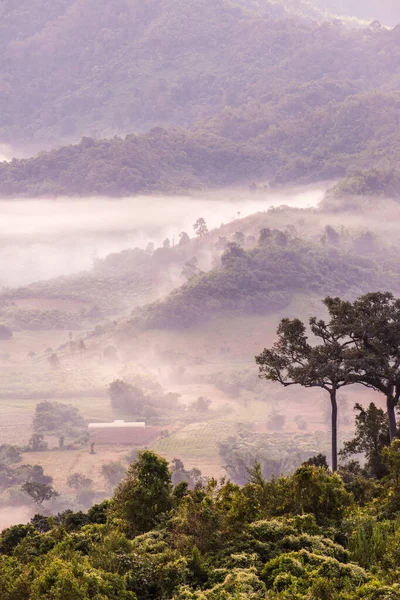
330, 390, 338, 472
387, 396, 397, 443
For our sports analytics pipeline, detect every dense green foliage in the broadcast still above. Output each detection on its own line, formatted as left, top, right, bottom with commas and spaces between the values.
3, 450, 400, 598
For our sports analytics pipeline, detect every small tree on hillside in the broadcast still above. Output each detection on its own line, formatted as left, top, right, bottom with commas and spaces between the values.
27, 433, 48, 452
179, 231, 190, 246
191, 396, 211, 412
108, 379, 147, 414
22, 482, 59, 508
233, 231, 245, 246
101, 461, 126, 489
67, 472, 93, 491
48, 353, 60, 369
182, 257, 201, 281
193, 218, 208, 237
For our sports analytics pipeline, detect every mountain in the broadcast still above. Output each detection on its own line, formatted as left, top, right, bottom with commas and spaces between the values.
0, 0, 288, 149
1, 89, 400, 196
1, 0, 399, 154
122, 230, 400, 334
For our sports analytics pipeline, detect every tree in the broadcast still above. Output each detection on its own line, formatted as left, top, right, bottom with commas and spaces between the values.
48, 353, 60, 369
22, 482, 59, 508
233, 231, 245, 246
112, 451, 173, 536
67, 472, 93, 491
27, 433, 48, 452
193, 218, 208, 237
256, 316, 354, 471
325, 292, 400, 442
181, 257, 201, 281
171, 458, 204, 488
324, 225, 340, 247
163, 238, 171, 249
101, 461, 126, 489
29, 465, 53, 486
34, 401, 83, 433
108, 379, 147, 414
258, 228, 272, 245
191, 396, 211, 411
303, 454, 329, 469
340, 403, 389, 479
179, 231, 190, 245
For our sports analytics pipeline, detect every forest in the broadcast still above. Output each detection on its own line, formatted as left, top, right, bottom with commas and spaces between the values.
126, 224, 400, 331
3, 445, 400, 599
3, 1, 400, 598
1, 0, 400, 193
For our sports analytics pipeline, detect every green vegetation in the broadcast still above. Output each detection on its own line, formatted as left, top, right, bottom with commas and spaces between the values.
2, 91, 400, 195
126, 232, 400, 331
256, 292, 400, 470
3, 449, 400, 598
322, 169, 400, 211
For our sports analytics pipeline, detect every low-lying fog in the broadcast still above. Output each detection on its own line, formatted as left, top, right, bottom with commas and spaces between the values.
0, 185, 326, 288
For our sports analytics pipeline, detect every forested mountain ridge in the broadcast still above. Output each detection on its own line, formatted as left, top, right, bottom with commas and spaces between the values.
119, 227, 400, 334
1, 90, 400, 195
1, 0, 400, 152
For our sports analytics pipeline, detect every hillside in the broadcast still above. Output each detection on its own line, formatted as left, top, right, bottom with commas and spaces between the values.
121, 229, 400, 333
2, 90, 400, 195
0, 0, 300, 148
1, 0, 400, 153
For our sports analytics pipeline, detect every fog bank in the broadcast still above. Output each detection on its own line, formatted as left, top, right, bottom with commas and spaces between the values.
0, 144, 12, 163
0, 186, 326, 287
0, 506, 32, 531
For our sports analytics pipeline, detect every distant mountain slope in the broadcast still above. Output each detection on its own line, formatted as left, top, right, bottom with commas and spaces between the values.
1, 90, 399, 196
121, 230, 400, 333
0, 0, 287, 148
0, 0, 399, 150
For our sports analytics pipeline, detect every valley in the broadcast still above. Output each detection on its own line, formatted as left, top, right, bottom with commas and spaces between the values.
2, 2, 400, 597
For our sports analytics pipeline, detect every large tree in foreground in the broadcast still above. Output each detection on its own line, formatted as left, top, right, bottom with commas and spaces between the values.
256, 316, 354, 471
326, 292, 400, 442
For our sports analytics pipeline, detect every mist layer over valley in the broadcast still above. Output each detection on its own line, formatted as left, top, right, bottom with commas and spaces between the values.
0, 187, 325, 287
2, 2, 400, 597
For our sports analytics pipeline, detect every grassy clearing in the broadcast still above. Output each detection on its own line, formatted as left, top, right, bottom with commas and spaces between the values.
152, 420, 237, 459
24, 446, 130, 494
